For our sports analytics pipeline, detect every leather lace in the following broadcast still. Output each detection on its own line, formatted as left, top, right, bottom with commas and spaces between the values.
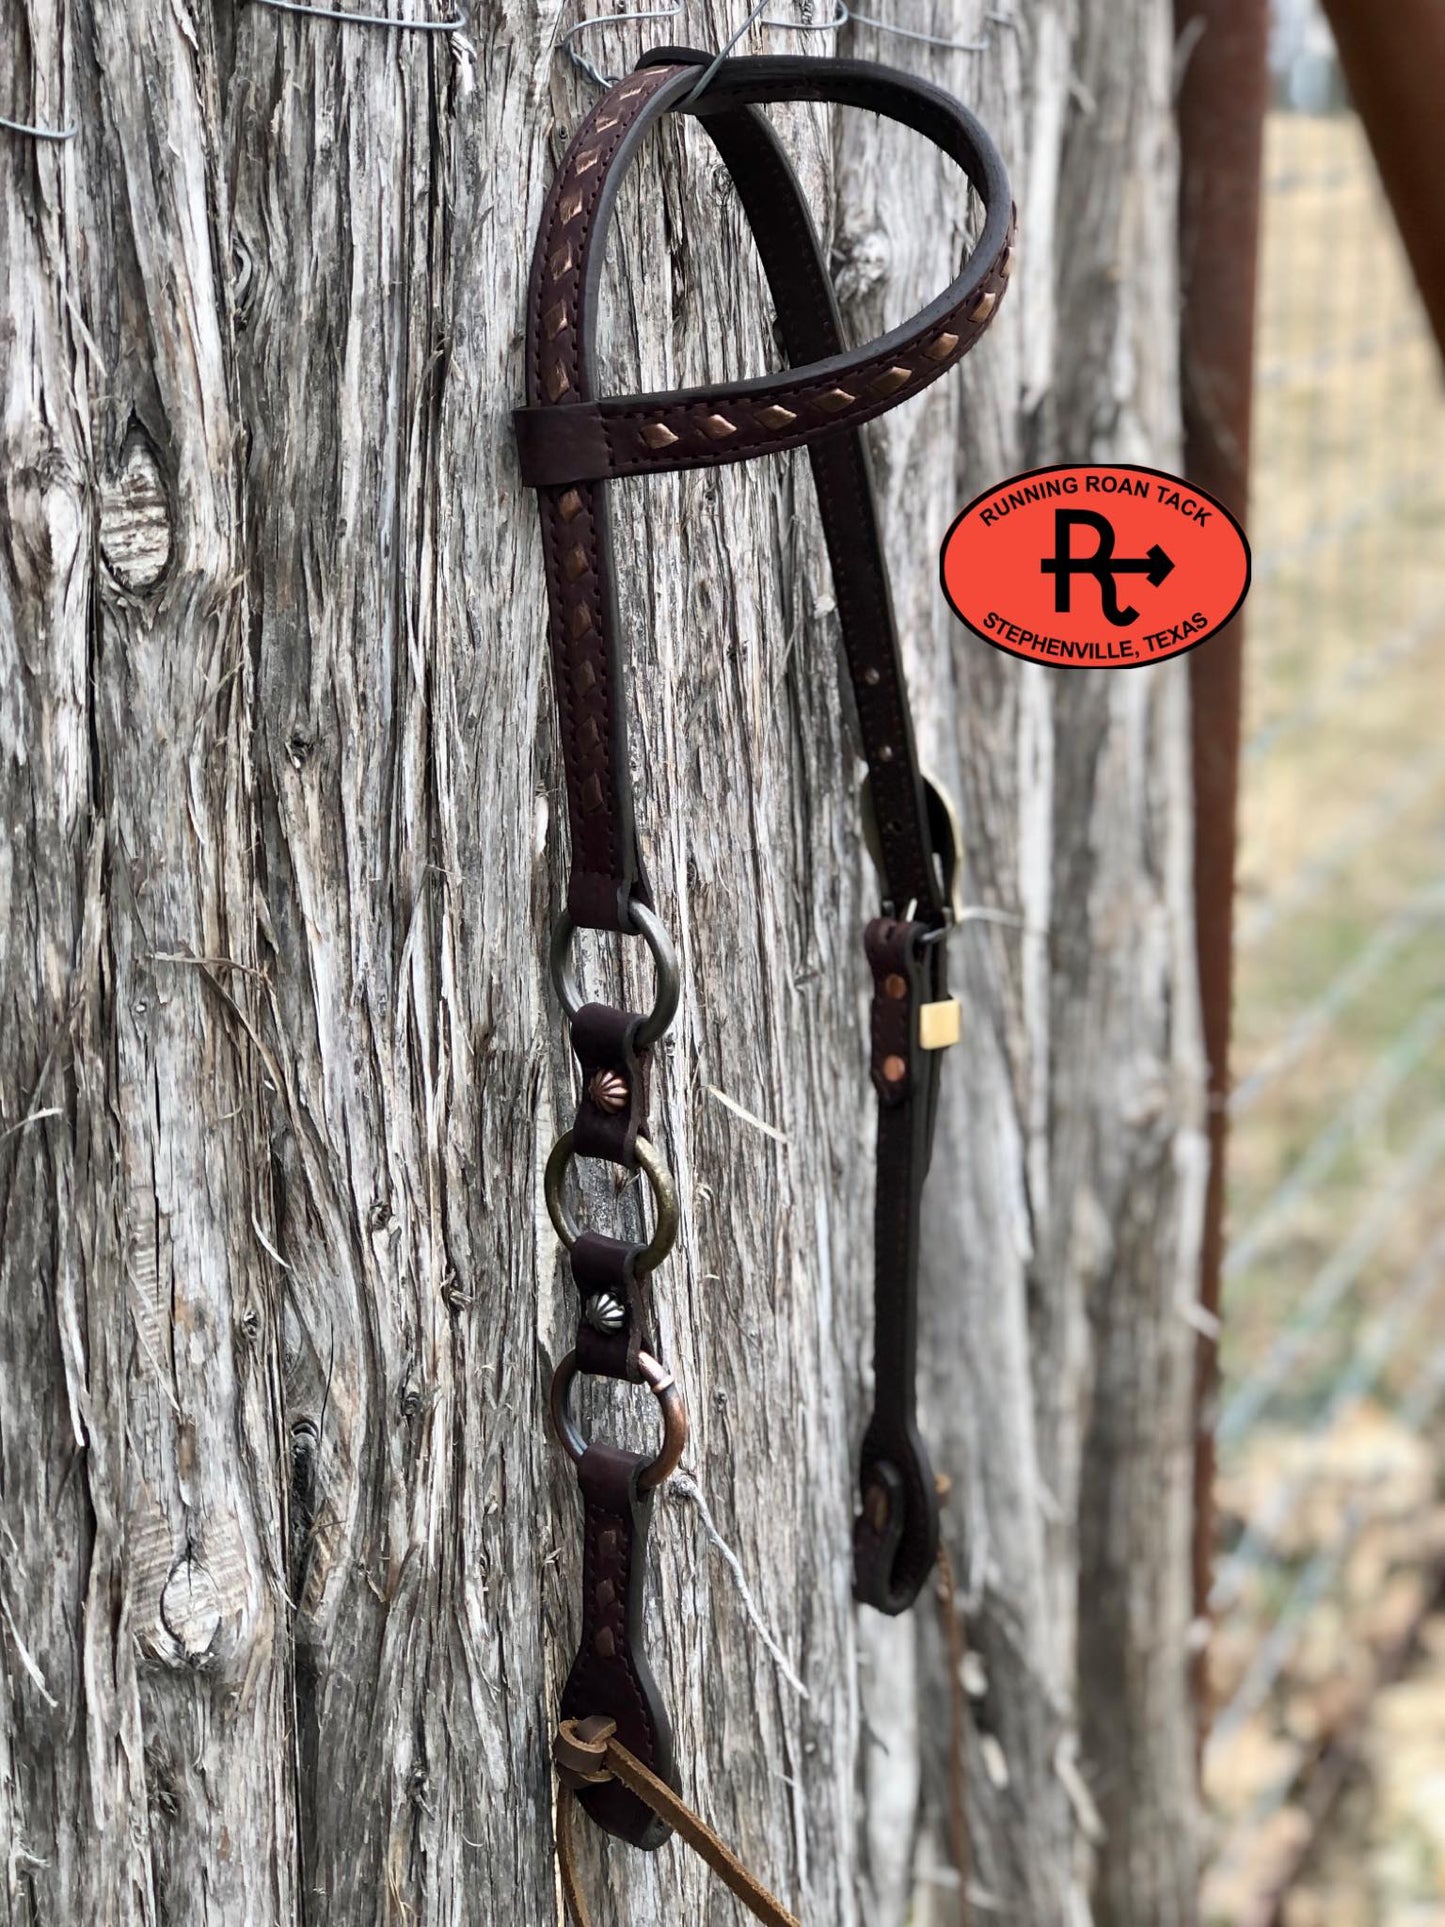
554, 1718, 800, 1927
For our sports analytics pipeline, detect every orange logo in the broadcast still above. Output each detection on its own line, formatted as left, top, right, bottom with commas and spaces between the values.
940, 464, 1250, 669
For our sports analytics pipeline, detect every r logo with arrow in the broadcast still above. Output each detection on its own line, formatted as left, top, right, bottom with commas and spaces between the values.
939, 462, 1250, 670
1040, 509, 1175, 626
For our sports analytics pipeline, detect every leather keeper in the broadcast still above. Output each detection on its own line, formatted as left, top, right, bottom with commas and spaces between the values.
866, 917, 927, 1105
571, 1230, 650, 1381
515, 405, 613, 489
572, 1001, 651, 1165
559, 1443, 676, 1848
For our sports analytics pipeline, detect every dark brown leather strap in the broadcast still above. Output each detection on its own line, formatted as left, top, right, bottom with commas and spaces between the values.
852, 915, 947, 1609
517, 55, 1013, 491
523, 50, 1011, 1872
558, 1444, 674, 1849
518, 51, 1013, 932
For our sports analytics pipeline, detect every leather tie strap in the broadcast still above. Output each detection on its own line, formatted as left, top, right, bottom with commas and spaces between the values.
554, 1717, 801, 1927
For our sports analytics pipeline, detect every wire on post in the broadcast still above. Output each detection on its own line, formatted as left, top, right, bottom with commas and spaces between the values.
847, 7, 987, 53
249, 0, 466, 29
563, 2, 1008, 92
1, 100, 77, 141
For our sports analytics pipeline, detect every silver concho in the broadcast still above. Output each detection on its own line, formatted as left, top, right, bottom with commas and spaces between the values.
584, 1292, 626, 1335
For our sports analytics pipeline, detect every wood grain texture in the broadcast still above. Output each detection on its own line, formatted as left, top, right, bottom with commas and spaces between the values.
835, 4, 1205, 1923
1, 2, 1203, 1923
2, 1, 292, 1921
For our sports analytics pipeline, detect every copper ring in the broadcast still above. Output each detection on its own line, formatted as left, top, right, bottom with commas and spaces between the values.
549, 1349, 688, 1492
543, 1129, 678, 1275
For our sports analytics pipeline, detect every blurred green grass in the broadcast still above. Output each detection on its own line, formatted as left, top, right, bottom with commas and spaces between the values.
1224, 103, 1445, 1419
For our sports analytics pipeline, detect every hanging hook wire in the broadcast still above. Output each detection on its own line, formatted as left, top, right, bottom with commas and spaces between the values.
249, 0, 466, 29
561, 3, 683, 88
686, 1, 851, 106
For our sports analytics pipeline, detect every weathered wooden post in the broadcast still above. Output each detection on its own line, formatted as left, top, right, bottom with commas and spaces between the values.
0, 3, 1205, 1921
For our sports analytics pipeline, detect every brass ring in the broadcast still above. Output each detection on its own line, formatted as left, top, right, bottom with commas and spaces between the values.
543, 1130, 678, 1275
548, 901, 680, 1051
549, 1349, 688, 1493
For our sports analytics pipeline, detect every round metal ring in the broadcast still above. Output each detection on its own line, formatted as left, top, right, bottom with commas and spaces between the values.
549, 1349, 688, 1492
543, 1130, 679, 1276
548, 900, 680, 1051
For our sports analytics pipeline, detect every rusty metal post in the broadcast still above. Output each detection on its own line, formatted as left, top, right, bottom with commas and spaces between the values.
1317, 0, 1445, 360
1173, 0, 1270, 1743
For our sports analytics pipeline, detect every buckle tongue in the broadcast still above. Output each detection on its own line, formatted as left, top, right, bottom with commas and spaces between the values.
859, 771, 964, 925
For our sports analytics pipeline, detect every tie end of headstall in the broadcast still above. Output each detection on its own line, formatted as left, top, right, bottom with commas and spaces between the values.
555, 1715, 619, 1789
853, 1452, 942, 1615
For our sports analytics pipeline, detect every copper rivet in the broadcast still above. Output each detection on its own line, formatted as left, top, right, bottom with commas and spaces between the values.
883, 1054, 907, 1084
559, 489, 584, 522
968, 290, 998, 324
563, 545, 588, 582
884, 972, 908, 1001
594, 1627, 616, 1658
871, 366, 912, 397
544, 301, 569, 340
864, 1481, 890, 1531
925, 331, 960, 362
595, 1578, 616, 1609
863, 667, 881, 687
1001, 244, 1017, 279
817, 386, 856, 413
588, 1069, 629, 1114
758, 404, 798, 430
545, 363, 571, 402
702, 413, 738, 439
642, 423, 679, 450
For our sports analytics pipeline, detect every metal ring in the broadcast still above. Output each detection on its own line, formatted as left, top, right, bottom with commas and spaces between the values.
549, 1349, 688, 1492
548, 900, 679, 1051
543, 1130, 678, 1275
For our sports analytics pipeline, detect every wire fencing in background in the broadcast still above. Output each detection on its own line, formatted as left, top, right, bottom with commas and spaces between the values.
1205, 3, 1445, 1913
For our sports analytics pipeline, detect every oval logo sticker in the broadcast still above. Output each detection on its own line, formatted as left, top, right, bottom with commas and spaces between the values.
940, 463, 1250, 669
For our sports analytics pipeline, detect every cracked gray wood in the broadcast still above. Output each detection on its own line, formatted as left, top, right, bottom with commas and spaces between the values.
1, 1, 1203, 1922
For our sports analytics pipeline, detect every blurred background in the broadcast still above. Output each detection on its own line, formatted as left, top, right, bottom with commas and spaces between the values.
1204, 2, 1445, 1919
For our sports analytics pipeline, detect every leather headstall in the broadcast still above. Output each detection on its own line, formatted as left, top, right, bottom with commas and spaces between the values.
516, 44, 1013, 1868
